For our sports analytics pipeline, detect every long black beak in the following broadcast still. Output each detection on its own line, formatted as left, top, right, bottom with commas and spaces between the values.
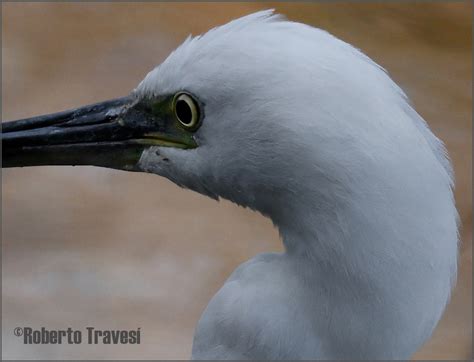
2, 95, 196, 171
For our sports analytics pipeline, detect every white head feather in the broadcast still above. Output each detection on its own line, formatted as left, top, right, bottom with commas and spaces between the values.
136, 10, 458, 359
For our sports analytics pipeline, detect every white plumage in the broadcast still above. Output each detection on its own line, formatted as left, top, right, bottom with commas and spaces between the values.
135, 10, 458, 359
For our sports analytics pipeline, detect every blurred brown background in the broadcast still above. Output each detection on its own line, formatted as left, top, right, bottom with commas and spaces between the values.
1, 2, 472, 360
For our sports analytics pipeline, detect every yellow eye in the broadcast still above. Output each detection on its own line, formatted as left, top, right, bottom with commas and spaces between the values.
173, 93, 200, 130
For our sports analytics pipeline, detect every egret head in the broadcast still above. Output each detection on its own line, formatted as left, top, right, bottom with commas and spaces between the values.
133, 10, 454, 223
3, 10, 455, 253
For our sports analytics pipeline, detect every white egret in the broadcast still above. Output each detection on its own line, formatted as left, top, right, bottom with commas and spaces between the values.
2, 10, 458, 360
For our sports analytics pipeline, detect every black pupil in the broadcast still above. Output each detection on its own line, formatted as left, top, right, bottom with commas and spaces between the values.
176, 99, 193, 125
